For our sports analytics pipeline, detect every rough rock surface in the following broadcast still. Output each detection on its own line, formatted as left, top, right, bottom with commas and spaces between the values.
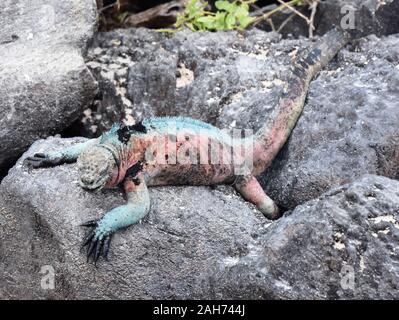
261, 33, 399, 209
257, 0, 399, 38
80, 28, 305, 136
229, 174, 399, 299
0, 0, 98, 173
1, 138, 398, 299
316, 0, 399, 37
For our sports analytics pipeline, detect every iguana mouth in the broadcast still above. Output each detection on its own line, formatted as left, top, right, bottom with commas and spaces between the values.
84, 184, 102, 192
79, 173, 109, 191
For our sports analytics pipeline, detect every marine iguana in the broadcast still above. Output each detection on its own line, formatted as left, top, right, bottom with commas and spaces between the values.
25, 28, 350, 263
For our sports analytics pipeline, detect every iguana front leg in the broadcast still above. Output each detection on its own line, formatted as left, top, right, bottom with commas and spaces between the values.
235, 175, 280, 220
24, 139, 98, 168
81, 174, 151, 263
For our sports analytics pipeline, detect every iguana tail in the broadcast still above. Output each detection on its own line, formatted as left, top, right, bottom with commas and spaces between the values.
252, 27, 350, 176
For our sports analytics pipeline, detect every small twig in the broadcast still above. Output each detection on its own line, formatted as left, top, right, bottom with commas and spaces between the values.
267, 18, 276, 32
277, 12, 296, 33
98, 2, 118, 13
253, 1, 295, 26
249, 2, 261, 11
276, 0, 310, 24
250, 4, 278, 16
308, 0, 319, 39
124, 0, 187, 28
252, 0, 302, 27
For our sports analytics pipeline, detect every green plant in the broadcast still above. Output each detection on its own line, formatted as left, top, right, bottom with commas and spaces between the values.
174, 0, 257, 31
158, 0, 319, 37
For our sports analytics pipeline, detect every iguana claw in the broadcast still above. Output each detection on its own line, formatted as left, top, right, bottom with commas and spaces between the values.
80, 220, 98, 227
80, 219, 113, 264
24, 153, 63, 168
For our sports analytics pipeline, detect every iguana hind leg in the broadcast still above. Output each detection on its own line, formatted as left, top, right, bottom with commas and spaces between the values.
235, 175, 280, 220
81, 174, 150, 263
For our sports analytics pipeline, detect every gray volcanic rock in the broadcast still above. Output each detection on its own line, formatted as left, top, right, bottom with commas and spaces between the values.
220, 174, 399, 299
0, 0, 98, 173
260, 33, 399, 210
316, 0, 399, 38
80, 28, 308, 136
1, 138, 398, 299
257, 0, 399, 38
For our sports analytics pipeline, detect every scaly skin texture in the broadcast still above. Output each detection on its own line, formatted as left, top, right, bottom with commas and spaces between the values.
25, 28, 350, 263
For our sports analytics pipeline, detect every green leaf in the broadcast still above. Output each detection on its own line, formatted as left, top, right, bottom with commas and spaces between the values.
215, 1, 237, 13
169, 0, 256, 32
240, 3, 249, 12
197, 16, 216, 29
187, 0, 205, 19
234, 5, 249, 20
215, 11, 227, 20
213, 11, 227, 29
238, 15, 255, 28
225, 13, 236, 29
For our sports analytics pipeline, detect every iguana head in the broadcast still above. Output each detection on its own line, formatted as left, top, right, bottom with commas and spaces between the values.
77, 146, 119, 191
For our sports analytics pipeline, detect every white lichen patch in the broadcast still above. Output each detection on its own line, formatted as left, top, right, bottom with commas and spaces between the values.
333, 232, 345, 250
244, 47, 269, 61
261, 78, 285, 92
334, 231, 344, 238
334, 242, 346, 250
86, 46, 137, 126
206, 97, 217, 105
223, 256, 240, 267
369, 215, 399, 229
123, 114, 135, 126
111, 39, 121, 47
230, 91, 243, 103
324, 67, 345, 77
370, 214, 397, 224
115, 86, 132, 107
289, 48, 298, 59
377, 0, 387, 10
359, 255, 366, 272
176, 63, 194, 88
228, 44, 270, 61
274, 279, 292, 291
83, 108, 92, 118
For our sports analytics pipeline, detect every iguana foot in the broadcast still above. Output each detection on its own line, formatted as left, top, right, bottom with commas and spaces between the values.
235, 175, 281, 220
80, 219, 113, 264
24, 153, 64, 168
